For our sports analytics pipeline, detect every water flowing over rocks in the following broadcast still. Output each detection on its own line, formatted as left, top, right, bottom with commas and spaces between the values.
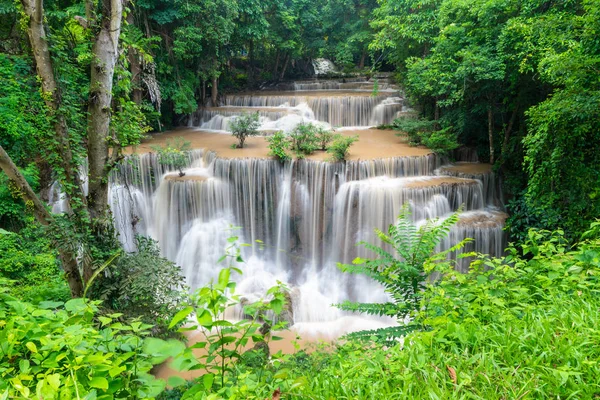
104, 77, 507, 338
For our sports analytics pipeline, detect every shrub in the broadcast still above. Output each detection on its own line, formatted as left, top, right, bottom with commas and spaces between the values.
148, 238, 291, 398
0, 227, 70, 303
326, 134, 358, 161
316, 127, 336, 150
392, 117, 459, 155
230, 112, 260, 148
0, 288, 166, 399
267, 131, 291, 161
89, 236, 188, 336
151, 137, 191, 177
288, 122, 320, 156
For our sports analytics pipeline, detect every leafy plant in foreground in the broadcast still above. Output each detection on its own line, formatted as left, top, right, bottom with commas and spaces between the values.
336, 204, 466, 342
0, 282, 166, 399
146, 237, 292, 398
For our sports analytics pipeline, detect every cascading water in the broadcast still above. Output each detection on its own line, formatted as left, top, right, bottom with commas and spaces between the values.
105, 77, 507, 338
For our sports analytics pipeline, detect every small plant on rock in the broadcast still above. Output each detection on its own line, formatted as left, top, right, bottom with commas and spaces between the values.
326, 134, 358, 161
151, 137, 191, 177
267, 131, 291, 161
230, 112, 261, 148
289, 122, 320, 156
316, 127, 336, 150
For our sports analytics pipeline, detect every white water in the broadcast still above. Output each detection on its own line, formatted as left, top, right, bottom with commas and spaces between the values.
84, 77, 508, 338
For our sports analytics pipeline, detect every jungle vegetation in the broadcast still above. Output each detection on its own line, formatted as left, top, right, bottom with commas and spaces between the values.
0, 0, 599, 398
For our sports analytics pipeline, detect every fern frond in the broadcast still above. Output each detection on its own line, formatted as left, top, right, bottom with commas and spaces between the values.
343, 324, 419, 344
335, 301, 400, 317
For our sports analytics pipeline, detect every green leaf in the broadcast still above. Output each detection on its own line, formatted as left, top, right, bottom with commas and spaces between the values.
169, 306, 194, 329
203, 373, 214, 390
270, 298, 283, 314
89, 377, 109, 391
46, 374, 61, 391
167, 375, 187, 388
26, 342, 37, 353
196, 309, 213, 328
218, 268, 230, 289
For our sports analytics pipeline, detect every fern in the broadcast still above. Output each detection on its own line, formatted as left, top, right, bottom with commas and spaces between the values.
344, 325, 420, 345
336, 203, 467, 342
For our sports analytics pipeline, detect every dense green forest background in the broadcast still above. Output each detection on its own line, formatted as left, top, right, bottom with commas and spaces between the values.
2, 0, 599, 245
1, 0, 600, 398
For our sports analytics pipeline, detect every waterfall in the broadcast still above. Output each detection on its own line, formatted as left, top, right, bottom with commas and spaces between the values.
102, 77, 507, 337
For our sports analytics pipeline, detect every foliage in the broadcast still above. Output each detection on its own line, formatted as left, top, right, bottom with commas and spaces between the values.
392, 117, 459, 155
336, 204, 464, 342
183, 224, 600, 399
0, 164, 40, 230
230, 112, 260, 149
267, 131, 291, 162
146, 237, 291, 398
0, 227, 70, 303
316, 127, 336, 151
89, 236, 188, 336
371, 0, 600, 240
151, 137, 192, 177
288, 123, 321, 157
0, 288, 166, 399
326, 134, 358, 162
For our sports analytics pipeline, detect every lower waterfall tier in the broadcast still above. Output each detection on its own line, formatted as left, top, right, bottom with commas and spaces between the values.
108, 150, 506, 334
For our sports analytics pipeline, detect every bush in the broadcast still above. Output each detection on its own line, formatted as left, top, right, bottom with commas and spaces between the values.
151, 137, 191, 177
267, 131, 291, 161
288, 123, 320, 156
316, 127, 336, 150
0, 227, 70, 303
0, 290, 166, 399
230, 112, 260, 148
392, 117, 459, 155
90, 236, 188, 336
326, 134, 358, 161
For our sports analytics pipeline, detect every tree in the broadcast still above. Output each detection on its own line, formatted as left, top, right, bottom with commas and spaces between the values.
0, 0, 148, 297
151, 137, 191, 177
230, 112, 261, 148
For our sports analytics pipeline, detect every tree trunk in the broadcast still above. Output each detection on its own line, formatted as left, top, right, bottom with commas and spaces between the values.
87, 0, 123, 221
127, 13, 142, 105
488, 105, 495, 165
201, 79, 206, 104
0, 146, 84, 297
248, 39, 254, 86
359, 48, 366, 69
211, 76, 218, 105
273, 50, 280, 75
280, 53, 290, 81
20, 0, 87, 212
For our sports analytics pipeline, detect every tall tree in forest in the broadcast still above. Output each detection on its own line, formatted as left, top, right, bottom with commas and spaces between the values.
0, 0, 134, 297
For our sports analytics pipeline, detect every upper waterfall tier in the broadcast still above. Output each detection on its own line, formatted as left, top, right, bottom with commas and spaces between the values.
220, 91, 402, 127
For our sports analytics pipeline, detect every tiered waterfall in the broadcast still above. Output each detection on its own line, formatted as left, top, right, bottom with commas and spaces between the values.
106, 75, 507, 337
